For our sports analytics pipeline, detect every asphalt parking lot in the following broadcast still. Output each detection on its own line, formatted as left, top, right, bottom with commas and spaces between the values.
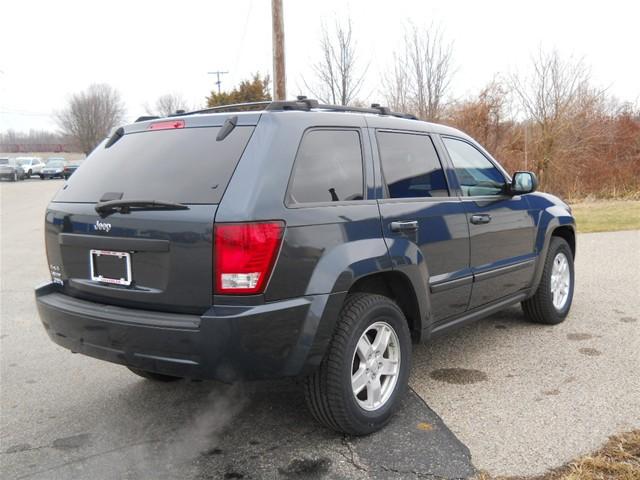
1, 179, 639, 479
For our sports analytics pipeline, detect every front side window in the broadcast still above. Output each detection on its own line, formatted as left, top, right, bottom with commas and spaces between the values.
443, 137, 506, 196
288, 129, 364, 204
377, 131, 449, 198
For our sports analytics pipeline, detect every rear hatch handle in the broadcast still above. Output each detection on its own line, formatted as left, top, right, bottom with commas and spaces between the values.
95, 199, 190, 216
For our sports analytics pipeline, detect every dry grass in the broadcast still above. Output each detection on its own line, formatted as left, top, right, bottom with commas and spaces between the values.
474, 430, 640, 480
570, 200, 640, 233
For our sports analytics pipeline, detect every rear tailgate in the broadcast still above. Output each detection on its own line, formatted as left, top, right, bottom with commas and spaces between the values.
45, 116, 256, 313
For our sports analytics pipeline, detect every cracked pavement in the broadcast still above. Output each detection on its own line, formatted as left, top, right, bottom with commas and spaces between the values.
2, 180, 639, 479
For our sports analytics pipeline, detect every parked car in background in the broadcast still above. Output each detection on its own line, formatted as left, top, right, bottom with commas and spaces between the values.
16, 157, 45, 178
40, 160, 66, 179
63, 160, 82, 179
0, 158, 26, 181
45, 157, 66, 166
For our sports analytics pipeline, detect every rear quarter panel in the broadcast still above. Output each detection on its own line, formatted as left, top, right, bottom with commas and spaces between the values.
216, 112, 394, 301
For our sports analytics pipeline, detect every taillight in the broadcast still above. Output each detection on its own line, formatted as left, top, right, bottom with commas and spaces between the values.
214, 222, 284, 295
148, 120, 185, 131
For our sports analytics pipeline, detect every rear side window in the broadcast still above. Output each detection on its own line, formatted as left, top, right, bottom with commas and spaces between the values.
377, 132, 449, 198
287, 129, 364, 204
53, 126, 255, 204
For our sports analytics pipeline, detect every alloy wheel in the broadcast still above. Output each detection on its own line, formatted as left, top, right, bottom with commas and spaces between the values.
550, 252, 571, 310
351, 321, 401, 411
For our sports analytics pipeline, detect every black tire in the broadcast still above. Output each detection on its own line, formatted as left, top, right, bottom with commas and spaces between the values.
11, 172, 17, 182
127, 366, 182, 382
40, 175, 45, 180
27, 169, 32, 178
522, 237, 574, 325
304, 293, 412, 435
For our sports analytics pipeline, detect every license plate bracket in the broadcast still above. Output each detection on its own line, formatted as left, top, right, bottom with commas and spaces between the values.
90, 249, 131, 286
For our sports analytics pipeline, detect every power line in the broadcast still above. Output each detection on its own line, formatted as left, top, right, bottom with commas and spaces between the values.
234, 0, 254, 73
0, 110, 51, 117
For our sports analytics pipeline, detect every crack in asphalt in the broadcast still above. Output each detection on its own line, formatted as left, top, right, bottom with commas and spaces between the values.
13, 436, 168, 480
379, 464, 456, 479
340, 436, 369, 472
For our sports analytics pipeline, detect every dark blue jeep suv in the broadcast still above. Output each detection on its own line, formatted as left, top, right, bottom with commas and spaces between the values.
36, 99, 576, 435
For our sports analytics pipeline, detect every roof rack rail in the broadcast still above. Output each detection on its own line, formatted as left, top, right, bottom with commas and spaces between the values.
172, 98, 417, 120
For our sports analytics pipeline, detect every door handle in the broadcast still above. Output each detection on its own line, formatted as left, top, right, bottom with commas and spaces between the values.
390, 220, 419, 233
470, 214, 491, 225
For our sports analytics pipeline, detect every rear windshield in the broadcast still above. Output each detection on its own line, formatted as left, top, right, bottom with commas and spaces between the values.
53, 126, 254, 204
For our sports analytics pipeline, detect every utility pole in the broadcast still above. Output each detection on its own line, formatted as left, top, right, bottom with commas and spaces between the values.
271, 0, 286, 100
207, 71, 229, 95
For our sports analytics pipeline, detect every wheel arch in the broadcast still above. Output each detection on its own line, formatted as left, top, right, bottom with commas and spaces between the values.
530, 210, 576, 294
347, 271, 424, 342
551, 225, 576, 259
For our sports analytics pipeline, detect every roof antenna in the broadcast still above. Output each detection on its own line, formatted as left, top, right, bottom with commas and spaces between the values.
371, 103, 391, 115
296, 96, 319, 110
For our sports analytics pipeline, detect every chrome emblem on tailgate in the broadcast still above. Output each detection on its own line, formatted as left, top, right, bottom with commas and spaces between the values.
94, 220, 112, 232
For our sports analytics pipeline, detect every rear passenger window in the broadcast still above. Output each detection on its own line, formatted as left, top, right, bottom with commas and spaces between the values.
288, 129, 364, 204
377, 132, 449, 198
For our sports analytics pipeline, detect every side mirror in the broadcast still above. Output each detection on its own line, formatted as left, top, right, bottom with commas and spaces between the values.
510, 171, 538, 195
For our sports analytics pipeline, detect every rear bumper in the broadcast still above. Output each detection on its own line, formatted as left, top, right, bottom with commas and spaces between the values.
35, 283, 345, 382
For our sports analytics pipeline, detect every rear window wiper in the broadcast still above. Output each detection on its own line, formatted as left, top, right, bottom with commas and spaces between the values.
95, 199, 190, 215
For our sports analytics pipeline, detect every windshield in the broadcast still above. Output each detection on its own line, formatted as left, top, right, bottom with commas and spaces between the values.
17, 159, 31, 166
54, 126, 255, 204
0, 159, 8, 165
47, 161, 65, 168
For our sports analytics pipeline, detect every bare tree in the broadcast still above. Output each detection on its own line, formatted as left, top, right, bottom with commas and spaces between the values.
405, 24, 454, 121
446, 79, 510, 154
382, 24, 453, 119
303, 18, 368, 105
55, 84, 125, 155
382, 52, 411, 112
145, 93, 189, 117
510, 49, 595, 184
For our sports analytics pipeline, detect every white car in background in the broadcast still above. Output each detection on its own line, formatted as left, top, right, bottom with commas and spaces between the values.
16, 157, 45, 178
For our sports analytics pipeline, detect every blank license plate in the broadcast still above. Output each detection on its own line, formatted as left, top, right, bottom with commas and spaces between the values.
90, 249, 131, 286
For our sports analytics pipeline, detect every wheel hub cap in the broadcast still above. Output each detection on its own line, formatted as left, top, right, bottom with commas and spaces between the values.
351, 321, 401, 411
550, 252, 571, 310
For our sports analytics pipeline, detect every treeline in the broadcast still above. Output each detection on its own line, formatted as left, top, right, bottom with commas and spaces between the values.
25, 19, 638, 198
0, 130, 79, 153
302, 20, 640, 200
444, 77, 640, 199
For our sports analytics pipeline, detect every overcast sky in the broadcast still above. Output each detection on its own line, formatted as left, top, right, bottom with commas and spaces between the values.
1, 0, 638, 132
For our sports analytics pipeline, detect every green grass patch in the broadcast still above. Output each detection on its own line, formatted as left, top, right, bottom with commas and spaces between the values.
570, 200, 640, 233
